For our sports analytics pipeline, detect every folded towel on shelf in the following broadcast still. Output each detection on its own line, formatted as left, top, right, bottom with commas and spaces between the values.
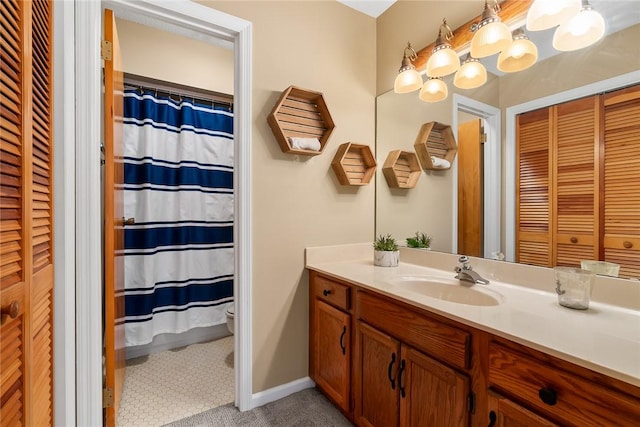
430, 156, 451, 169
289, 137, 321, 151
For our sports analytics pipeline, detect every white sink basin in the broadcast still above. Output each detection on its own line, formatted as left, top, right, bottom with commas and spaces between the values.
388, 276, 502, 306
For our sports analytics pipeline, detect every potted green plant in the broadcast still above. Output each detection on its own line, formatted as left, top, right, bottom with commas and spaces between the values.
406, 232, 432, 250
373, 234, 399, 267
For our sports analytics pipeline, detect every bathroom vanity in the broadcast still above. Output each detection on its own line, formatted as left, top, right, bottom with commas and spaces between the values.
306, 245, 640, 426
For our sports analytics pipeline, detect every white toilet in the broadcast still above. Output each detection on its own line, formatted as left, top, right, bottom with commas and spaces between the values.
225, 303, 235, 334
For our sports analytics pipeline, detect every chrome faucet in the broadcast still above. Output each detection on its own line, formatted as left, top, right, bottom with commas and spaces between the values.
455, 256, 490, 285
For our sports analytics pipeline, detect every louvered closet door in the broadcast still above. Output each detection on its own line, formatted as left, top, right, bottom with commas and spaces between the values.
553, 97, 599, 267
602, 85, 640, 279
1, 0, 54, 425
516, 108, 553, 267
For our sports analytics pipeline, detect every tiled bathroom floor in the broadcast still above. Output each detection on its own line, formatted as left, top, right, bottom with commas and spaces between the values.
117, 335, 235, 427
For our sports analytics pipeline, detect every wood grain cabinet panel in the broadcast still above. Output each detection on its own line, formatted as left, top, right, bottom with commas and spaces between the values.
400, 345, 470, 427
357, 291, 470, 371
488, 342, 640, 426
488, 391, 559, 427
354, 321, 400, 427
313, 300, 350, 413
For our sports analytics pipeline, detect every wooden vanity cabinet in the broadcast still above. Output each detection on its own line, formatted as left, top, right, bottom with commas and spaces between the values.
308, 272, 640, 426
354, 290, 472, 427
309, 271, 352, 415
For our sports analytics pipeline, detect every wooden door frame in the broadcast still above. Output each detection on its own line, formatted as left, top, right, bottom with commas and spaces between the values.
504, 71, 640, 262
69, 1, 253, 424
452, 94, 501, 258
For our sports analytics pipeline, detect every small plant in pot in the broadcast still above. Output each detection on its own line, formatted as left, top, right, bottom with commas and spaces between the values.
406, 232, 432, 250
373, 234, 399, 267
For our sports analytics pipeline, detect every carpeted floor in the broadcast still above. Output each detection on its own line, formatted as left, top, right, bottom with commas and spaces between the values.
163, 388, 354, 427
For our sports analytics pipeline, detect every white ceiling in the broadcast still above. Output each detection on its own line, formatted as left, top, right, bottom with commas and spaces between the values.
337, 0, 396, 18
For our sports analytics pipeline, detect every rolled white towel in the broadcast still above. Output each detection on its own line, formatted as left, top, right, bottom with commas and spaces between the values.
430, 156, 451, 169
289, 137, 321, 151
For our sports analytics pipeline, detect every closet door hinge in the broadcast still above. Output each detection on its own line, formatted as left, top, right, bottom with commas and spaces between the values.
103, 387, 114, 408
101, 40, 113, 61
480, 132, 487, 144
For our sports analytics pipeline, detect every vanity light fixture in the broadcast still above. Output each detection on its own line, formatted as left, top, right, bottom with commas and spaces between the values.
497, 28, 538, 73
552, 0, 605, 51
470, 0, 513, 58
425, 19, 460, 78
453, 53, 487, 90
419, 77, 448, 103
526, 0, 581, 31
394, 42, 423, 94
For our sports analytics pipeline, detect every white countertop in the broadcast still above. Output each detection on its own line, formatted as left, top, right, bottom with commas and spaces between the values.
306, 244, 640, 387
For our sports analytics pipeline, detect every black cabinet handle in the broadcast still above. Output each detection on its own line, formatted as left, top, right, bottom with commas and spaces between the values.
339, 325, 346, 355
488, 411, 497, 427
538, 387, 558, 406
387, 353, 397, 389
323, 289, 331, 296
398, 359, 406, 398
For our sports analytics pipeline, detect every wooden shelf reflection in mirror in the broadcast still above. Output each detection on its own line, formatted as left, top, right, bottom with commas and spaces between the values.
382, 150, 421, 189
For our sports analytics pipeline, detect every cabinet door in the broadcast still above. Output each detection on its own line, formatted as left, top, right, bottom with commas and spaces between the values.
554, 97, 599, 267
602, 84, 640, 279
313, 299, 350, 413
400, 346, 470, 427
354, 321, 400, 427
516, 108, 553, 267
488, 392, 559, 427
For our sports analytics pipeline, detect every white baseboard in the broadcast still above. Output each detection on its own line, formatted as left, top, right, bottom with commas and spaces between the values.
250, 376, 316, 409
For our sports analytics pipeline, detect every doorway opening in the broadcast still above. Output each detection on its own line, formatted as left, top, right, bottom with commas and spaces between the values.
72, 1, 252, 424
452, 94, 501, 258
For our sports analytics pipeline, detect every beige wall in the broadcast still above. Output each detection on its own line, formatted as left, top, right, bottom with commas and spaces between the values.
377, 0, 486, 95
193, 1, 376, 393
116, 18, 234, 94
376, 75, 499, 252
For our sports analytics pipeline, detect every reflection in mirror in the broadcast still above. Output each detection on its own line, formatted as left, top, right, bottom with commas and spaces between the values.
375, 6, 640, 280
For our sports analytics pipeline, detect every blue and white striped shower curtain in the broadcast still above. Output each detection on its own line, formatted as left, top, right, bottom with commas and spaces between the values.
122, 90, 234, 347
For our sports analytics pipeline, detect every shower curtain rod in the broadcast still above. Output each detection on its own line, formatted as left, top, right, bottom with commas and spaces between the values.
124, 73, 233, 111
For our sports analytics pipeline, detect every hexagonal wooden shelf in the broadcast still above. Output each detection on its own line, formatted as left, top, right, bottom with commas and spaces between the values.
414, 121, 457, 170
331, 143, 376, 186
267, 86, 335, 156
382, 150, 421, 189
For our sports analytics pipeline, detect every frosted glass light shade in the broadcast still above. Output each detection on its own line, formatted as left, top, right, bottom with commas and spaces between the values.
393, 68, 422, 93
426, 47, 460, 78
394, 68, 423, 94
553, 7, 605, 51
471, 21, 512, 58
419, 78, 448, 103
497, 34, 538, 73
526, 0, 581, 31
454, 57, 487, 89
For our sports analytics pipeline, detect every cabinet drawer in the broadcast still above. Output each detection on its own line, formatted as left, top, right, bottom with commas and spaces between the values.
357, 291, 470, 370
489, 342, 640, 426
312, 274, 350, 311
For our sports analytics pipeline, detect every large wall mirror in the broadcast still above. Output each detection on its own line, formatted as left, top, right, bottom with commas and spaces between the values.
376, 2, 640, 279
